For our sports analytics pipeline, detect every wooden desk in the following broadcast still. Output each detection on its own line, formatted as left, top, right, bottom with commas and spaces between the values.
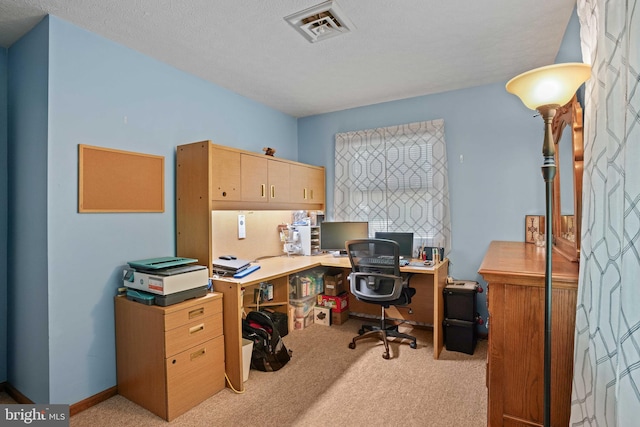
212, 254, 448, 391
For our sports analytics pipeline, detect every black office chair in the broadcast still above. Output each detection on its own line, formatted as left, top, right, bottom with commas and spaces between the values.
346, 239, 417, 359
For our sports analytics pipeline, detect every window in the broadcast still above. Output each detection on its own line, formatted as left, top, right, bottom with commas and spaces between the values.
334, 119, 451, 255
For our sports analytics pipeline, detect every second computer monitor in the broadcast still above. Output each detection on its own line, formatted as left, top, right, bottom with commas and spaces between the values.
374, 232, 414, 258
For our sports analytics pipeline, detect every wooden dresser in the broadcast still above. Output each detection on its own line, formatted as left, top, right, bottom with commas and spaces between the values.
115, 292, 225, 421
478, 241, 579, 427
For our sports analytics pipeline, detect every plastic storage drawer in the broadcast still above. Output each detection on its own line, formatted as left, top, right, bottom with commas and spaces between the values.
443, 318, 477, 355
443, 281, 478, 322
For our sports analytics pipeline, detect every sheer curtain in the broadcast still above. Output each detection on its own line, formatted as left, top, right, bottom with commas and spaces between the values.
334, 119, 451, 256
571, 1, 640, 425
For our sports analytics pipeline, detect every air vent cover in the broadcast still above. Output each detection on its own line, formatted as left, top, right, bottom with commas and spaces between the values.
284, 0, 355, 43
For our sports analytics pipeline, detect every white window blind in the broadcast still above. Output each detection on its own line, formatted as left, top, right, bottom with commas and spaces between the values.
334, 119, 451, 256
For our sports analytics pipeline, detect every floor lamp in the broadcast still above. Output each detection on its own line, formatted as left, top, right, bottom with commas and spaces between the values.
506, 63, 590, 427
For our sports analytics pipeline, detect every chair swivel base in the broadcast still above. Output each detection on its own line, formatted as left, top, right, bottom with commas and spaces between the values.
348, 323, 418, 359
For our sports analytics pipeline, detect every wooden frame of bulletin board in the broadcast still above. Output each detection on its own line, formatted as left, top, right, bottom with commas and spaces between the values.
78, 144, 165, 213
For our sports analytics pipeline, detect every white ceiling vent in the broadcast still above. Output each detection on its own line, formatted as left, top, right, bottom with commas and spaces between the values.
284, 1, 355, 43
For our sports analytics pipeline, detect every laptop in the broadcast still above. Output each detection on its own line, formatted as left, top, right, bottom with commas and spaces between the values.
212, 258, 251, 272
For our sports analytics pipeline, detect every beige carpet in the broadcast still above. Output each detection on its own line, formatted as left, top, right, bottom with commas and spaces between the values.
5, 320, 488, 426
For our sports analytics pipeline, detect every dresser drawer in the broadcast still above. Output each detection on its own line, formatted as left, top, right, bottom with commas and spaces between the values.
164, 312, 223, 357
164, 295, 222, 331
165, 335, 225, 421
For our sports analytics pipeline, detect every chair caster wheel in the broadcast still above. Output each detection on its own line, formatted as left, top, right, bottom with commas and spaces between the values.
348, 342, 356, 349
410, 341, 417, 349
382, 352, 390, 359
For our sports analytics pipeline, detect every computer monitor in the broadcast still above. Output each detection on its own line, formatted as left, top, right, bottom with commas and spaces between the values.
320, 221, 369, 254
374, 232, 414, 258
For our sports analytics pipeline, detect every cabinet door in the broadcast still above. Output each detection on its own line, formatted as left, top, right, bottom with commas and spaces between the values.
165, 335, 225, 421
210, 146, 241, 201
289, 164, 325, 205
240, 154, 268, 202
268, 159, 290, 203
307, 166, 325, 204
289, 164, 308, 204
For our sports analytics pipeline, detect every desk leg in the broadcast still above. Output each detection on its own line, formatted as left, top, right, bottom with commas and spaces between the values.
213, 280, 244, 392
433, 260, 448, 359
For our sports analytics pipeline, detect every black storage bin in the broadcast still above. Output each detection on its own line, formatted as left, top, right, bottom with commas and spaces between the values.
443, 318, 477, 355
443, 281, 478, 322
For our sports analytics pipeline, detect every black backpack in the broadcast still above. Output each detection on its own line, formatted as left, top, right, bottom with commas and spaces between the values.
242, 310, 292, 372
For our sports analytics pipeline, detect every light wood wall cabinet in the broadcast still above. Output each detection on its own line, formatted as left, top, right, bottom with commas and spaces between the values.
478, 241, 579, 427
210, 145, 241, 201
115, 293, 225, 421
290, 163, 325, 205
240, 153, 291, 203
176, 140, 326, 273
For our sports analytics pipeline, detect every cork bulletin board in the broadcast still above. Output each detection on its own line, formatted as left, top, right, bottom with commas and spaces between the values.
78, 144, 165, 213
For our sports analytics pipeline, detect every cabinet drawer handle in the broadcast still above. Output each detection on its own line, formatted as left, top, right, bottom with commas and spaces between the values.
310, 189, 314, 200
190, 348, 206, 360
260, 184, 265, 198
189, 323, 205, 334
270, 185, 275, 199
188, 307, 204, 319
303, 188, 308, 200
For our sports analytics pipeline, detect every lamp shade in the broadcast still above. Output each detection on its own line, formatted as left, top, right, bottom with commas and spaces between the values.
506, 63, 591, 110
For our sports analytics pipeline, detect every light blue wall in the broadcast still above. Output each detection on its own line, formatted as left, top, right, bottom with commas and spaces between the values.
7, 18, 50, 402
7, 15, 297, 404
46, 16, 296, 404
0, 47, 7, 384
298, 9, 583, 334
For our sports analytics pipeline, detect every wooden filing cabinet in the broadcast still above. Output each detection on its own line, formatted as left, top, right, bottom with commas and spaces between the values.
115, 292, 225, 421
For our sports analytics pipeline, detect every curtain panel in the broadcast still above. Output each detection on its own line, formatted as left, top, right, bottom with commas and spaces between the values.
572, 1, 640, 426
334, 119, 451, 255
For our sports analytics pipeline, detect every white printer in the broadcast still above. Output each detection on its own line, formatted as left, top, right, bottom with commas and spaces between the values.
123, 257, 209, 306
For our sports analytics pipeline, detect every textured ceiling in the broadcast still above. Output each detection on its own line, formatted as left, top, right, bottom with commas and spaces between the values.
0, 0, 577, 117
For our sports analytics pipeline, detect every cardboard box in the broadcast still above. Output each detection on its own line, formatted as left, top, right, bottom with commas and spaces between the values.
317, 292, 349, 313
288, 306, 295, 333
314, 305, 331, 326
331, 309, 349, 325
323, 269, 345, 296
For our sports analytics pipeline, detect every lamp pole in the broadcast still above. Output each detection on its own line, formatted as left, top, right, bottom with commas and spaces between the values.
539, 105, 557, 427
506, 62, 590, 427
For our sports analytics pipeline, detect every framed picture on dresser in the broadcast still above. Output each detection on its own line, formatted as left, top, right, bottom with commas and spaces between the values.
525, 215, 545, 244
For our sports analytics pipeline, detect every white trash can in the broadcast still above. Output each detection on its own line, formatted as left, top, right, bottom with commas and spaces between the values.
242, 338, 253, 382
